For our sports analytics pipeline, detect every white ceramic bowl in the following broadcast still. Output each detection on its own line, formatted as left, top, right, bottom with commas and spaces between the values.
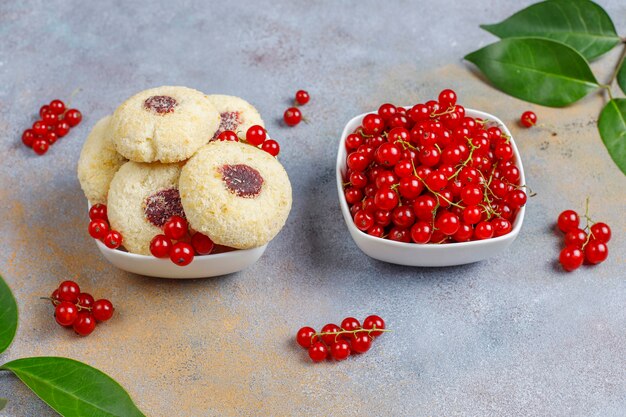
336, 108, 526, 267
90, 207, 267, 279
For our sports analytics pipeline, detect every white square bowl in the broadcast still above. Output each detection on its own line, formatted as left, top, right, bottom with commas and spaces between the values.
336, 108, 526, 267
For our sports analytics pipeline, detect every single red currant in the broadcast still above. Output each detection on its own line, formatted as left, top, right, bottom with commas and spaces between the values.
150, 234, 172, 258
377, 103, 397, 122
362, 114, 385, 135
520, 111, 537, 127
283, 107, 302, 126
345, 133, 364, 150
461, 184, 484, 206
246, 125, 267, 146
296, 326, 317, 348
363, 315, 385, 337
346, 152, 370, 172
32, 139, 49, 155
104, 230, 123, 249
55, 301, 78, 327
55, 121, 70, 137
330, 340, 351, 361
65, 109, 82, 127
191, 233, 214, 255
344, 187, 363, 205
22, 129, 36, 147
584, 240, 608, 264
42, 111, 59, 126
557, 210, 579, 233
76, 293, 94, 310
505, 189, 527, 209
49, 99, 66, 114
435, 212, 460, 236
164, 216, 188, 240
375, 142, 401, 167
340, 317, 361, 332
320, 323, 342, 345
411, 221, 433, 243
308, 342, 328, 362
40, 104, 51, 117
170, 242, 194, 266
590, 222, 611, 243
354, 210, 375, 231
295, 90, 310, 105
564, 228, 587, 248
462, 205, 483, 225
58, 280, 80, 303
32, 120, 48, 135
217, 130, 239, 141
452, 223, 473, 242
92, 299, 115, 322
559, 246, 584, 271
474, 221, 494, 240
261, 139, 280, 156
73, 312, 96, 336
492, 218, 512, 237
374, 188, 399, 211
89, 204, 108, 221
438, 89, 457, 108
351, 333, 372, 354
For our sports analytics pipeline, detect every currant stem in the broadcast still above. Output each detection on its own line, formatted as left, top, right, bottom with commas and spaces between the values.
311, 326, 392, 345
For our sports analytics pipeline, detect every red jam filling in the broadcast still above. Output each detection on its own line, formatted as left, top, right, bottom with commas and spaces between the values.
144, 188, 185, 227
144, 95, 177, 114
220, 164, 263, 198
212, 111, 242, 140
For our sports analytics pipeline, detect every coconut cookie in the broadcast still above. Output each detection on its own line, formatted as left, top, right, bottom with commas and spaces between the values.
77, 115, 127, 204
179, 141, 292, 249
110, 86, 220, 163
107, 161, 185, 255
208, 95, 265, 141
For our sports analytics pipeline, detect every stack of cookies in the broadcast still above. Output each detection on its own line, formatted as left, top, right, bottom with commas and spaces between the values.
77, 86, 292, 255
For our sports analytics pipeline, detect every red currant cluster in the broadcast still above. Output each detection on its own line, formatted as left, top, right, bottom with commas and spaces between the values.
343, 89, 527, 244
520, 111, 537, 128
557, 200, 611, 271
47, 280, 114, 336
88, 204, 124, 249
150, 216, 215, 266
21, 99, 82, 155
296, 315, 387, 362
217, 125, 280, 157
283, 89, 310, 126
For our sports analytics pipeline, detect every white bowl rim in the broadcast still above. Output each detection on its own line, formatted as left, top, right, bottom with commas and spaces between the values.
335, 107, 526, 250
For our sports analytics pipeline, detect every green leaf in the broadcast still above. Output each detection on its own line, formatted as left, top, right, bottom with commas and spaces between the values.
0, 275, 18, 355
598, 99, 626, 175
617, 55, 626, 96
465, 38, 599, 107
0, 398, 7, 411
0, 357, 145, 417
481, 0, 620, 60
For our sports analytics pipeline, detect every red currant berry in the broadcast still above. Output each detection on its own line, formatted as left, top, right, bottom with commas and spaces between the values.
191, 233, 214, 255
32, 139, 49, 155
435, 212, 460, 235
50, 289, 60, 306
557, 210, 579, 233
494, 143, 514, 161
296, 326, 317, 348
170, 242, 194, 266
344, 187, 363, 205
564, 228, 587, 248
92, 299, 115, 322
474, 221, 494, 240
283, 107, 302, 126
49, 99, 66, 114
520, 111, 537, 127
308, 342, 328, 362
349, 172, 368, 188
413, 195, 437, 221
409, 103, 430, 122
590, 222, 611, 243
261, 139, 280, 156
462, 205, 483, 225
375, 142, 401, 167
345, 133, 363, 150
346, 152, 370, 172
320, 323, 342, 345
351, 333, 372, 354
374, 188, 399, 211
399, 176, 424, 200
88, 220, 109, 240
32, 120, 48, 135
367, 225, 385, 237
295, 90, 310, 105
164, 216, 188, 240
76, 293, 94, 310
411, 221, 433, 243
40, 104, 51, 117
377, 103, 397, 122
363, 315, 385, 337
391, 206, 416, 228
55, 121, 70, 137
418, 146, 441, 167
505, 189, 527, 209
362, 114, 385, 135
452, 223, 473, 242
340, 317, 361, 332
559, 246, 584, 271
89, 204, 108, 221
22, 129, 36, 147
438, 89, 457, 108
55, 301, 78, 327
42, 111, 59, 126
584, 240, 608, 265
58, 280, 80, 303
461, 184, 483, 206
492, 218, 512, 237
330, 340, 351, 361
65, 109, 82, 127
354, 210, 374, 231
246, 125, 267, 146
150, 234, 172, 258
387, 127, 410, 144
217, 130, 239, 141
103, 230, 123, 249
73, 312, 96, 336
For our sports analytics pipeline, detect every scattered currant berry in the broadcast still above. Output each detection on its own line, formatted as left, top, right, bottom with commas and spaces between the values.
92, 299, 115, 322
150, 234, 172, 258
217, 130, 239, 141
170, 242, 194, 266
308, 342, 328, 362
295, 90, 310, 105
55, 301, 78, 326
22, 129, 36, 147
58, 280, 80, 303
246, 125, 267, 146
163, 216, 188, 240
283, 107, 302, 126
65, 109, 82, 127
261, 139, 280, 156
191, 233, 214, 255
296, 326, 317, 348
32, 139, 49, 155
103, 230, 123, 249
89, 204, 108, 221
73, 312, 96, 336
520, 111, 537, 128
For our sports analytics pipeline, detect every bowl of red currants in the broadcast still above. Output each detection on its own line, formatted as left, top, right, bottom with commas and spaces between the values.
336, 90, 527, 267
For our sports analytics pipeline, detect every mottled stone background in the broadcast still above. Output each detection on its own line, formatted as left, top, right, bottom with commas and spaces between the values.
0, 1, 625, 416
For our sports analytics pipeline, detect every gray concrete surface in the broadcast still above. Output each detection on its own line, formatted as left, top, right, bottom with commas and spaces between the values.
0, 0, 625, 416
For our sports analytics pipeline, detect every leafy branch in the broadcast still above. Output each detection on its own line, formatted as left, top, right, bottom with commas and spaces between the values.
0, 274, 145, 417
465, 0, 626, 175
